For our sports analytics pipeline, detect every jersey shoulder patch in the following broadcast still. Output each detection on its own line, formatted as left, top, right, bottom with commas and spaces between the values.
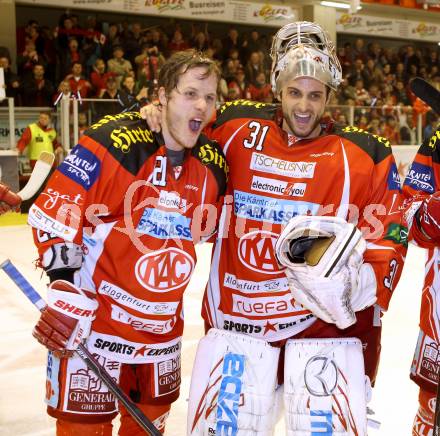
213, 100, 278, 129
192, 135, 228, 196
416, 127, 440, 163
84, 112, 160, 175
333, 125, 392, 164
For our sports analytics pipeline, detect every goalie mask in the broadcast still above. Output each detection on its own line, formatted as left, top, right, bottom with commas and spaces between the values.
270, 21, 342, 97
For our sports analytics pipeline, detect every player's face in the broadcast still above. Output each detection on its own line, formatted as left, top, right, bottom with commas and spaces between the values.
280, 77, 327, 139
160, 66, 217, 151
38, 114, 50, 127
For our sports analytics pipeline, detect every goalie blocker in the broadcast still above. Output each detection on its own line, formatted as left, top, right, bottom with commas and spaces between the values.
188, 329, 372, 435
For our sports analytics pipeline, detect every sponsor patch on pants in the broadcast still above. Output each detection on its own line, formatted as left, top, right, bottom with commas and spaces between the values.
56, 353, 120, 415
411, 330, 440, 388
154, 355, 181, 397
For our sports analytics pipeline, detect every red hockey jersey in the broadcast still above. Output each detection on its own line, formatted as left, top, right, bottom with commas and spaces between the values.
202, 100, 406, 342
28, 111, 227, 363
403, 125, 440, 343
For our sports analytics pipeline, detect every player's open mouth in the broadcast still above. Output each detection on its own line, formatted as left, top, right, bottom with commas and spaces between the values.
294, 113, 311, 124
189, 119, 202, 132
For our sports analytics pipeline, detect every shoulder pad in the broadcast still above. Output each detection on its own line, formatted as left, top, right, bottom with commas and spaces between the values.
84, 112, 160, 175
213, 100, 278, 129
416, 127, 440, 162
333, 125, 392, 164
192, 135, 228, 196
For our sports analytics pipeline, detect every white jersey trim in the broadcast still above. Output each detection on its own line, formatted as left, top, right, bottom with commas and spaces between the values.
336, 139, 350, 221
75, 221, 116, 292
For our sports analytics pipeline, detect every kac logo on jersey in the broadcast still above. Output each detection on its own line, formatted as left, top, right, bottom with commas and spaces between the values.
58, 145, 101, 190
387, 162, 401, 191
135, 248, 194, 292
216, 352, 245, 436
238, 231, 281, 275
404, 162, 434, 194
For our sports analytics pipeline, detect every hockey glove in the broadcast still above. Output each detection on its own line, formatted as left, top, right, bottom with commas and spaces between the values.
33, 280, 98, 355
275, 215, 377, 330
0, 182, 21, 214
415, 191, 440, 244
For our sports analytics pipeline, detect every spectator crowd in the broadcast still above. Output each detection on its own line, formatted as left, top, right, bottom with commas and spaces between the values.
1, 13, 439, 144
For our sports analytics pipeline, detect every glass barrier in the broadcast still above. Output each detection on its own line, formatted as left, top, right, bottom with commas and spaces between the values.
0, 97, 429, 153
70, 98, 120, 148
0, 99, 61, 150
0, 95, 434, 193
326, 104, 423, 145
0, 98, 63, 182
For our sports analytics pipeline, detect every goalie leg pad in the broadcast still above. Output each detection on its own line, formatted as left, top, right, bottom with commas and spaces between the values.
284, 338, 367, 436
187, 328, 281, 435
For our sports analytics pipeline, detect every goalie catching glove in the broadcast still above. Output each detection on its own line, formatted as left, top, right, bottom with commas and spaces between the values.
275, 215, 377, 329
414, 191, 440, 244
33, 280, 98, 356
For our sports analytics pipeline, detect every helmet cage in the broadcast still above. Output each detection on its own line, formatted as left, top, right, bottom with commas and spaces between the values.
270, 21, 342, 95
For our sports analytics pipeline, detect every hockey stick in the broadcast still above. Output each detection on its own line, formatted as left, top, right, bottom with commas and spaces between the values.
0, 259, 161, 436
410, 77, 440, 115
409, 77, 440, 436
17, 151, 54, 201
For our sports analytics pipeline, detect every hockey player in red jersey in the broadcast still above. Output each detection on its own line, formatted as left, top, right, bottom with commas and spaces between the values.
27, 50, 227, 435
142, 22, 406, 435
402, 123, 440, 435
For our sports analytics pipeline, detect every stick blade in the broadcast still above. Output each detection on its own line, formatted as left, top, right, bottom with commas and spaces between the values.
38, 151, 55, 166
17, 152, 54, 201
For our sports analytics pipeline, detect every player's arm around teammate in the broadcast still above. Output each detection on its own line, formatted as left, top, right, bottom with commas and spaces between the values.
27, 50, 227, 436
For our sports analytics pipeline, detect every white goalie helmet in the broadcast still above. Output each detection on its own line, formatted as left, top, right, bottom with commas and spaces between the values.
270, 21, 342, 96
